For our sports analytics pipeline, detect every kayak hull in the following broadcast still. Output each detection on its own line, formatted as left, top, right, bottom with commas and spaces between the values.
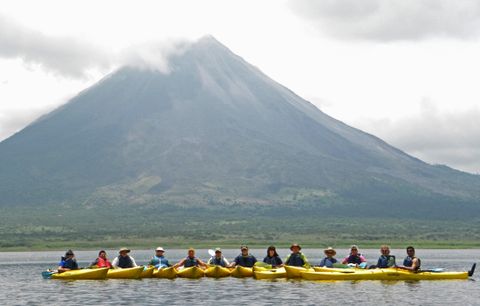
107, 266, 144, 279
140, 266, 155, 278
302, 268, 470, 281
254, 267, 286, 280
48, 268, 109, 280
205, 266, 231, 278
154, 267, 177, 279
284, 265, 313, 278
176, 266, 205, 279
230, 266, 253, 278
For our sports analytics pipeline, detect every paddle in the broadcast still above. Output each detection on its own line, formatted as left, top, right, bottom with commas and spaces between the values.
208, 249, 215, 257
468, 263, 476, 277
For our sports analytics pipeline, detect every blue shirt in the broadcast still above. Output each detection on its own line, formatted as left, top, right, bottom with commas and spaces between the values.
149, 255, 170, 268
319, 257, 337, 268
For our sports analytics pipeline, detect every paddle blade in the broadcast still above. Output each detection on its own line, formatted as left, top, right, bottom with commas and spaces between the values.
208, 249, 215, 257
41, 271, 53, 279
468, 263, 476, 277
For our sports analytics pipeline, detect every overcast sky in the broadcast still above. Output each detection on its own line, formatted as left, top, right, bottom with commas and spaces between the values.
1, 0, 479, 174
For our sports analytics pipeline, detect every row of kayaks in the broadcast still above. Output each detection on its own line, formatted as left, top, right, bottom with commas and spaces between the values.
42, 263, 476, 281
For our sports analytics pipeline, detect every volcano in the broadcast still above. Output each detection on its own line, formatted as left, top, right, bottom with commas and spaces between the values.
1, 36, 479, 218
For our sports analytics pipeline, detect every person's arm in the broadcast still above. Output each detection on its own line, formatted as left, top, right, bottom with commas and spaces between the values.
173, 258, 186, 269
223, 257, 230, 266
207, 258, 213, 265
228, 256, 238, 268
197, 259, 208, 269
90, 258, 99, 268
111, 257, 119, 268
130, 256, 138, 267
301, 254, 310, 268
341, 257, 348, 264
319, 258, 326, 267
412, 258, 420, 270
360, 255, 367, 263
284, 255, 291, 265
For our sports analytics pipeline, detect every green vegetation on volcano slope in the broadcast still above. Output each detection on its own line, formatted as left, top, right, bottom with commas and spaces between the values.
1, 203, 479, 251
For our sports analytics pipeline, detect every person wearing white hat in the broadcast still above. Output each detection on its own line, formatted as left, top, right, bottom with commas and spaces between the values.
148, 247, 171, 269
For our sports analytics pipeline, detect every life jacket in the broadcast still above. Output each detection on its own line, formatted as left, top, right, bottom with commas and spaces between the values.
209, 256, 227, 267
184, 256, 199, 268
403, 256, 421, 269
235, 255, 256, 267
286, 253, 305, 267
151, 255, 169, 268
60, 257, 78, 270
97, 257, 112, 268
377, 255, 395, 268
117, 255, 134, 268
346, 254, 363, 265
320, 257, 337, 268
263, 256, 283, 267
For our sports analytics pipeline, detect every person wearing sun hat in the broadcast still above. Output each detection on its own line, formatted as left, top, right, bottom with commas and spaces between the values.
319, 247, 338, 268
207, 248, 230, 267
148, 247, 171, 269
285, 243, 310, 267
112, 247, 138, 269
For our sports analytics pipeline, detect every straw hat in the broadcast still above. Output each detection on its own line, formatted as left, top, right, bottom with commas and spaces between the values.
119, 247, 130, 253
324, 247, 336, 256
290, 243, 301, 251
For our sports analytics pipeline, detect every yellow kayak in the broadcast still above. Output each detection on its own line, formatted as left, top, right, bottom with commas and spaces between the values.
107, 266, 144, 279
140, 266, 155, 278
48, 268, 109, 280
230, 266, 253, 278
302, 268, 471, 281
176, 266, 205, 279
254, 267, 287, 280
153, 267, 177, 279
205, 265, 231, 278
314, 266, 357, 273
284, 265, 313, 278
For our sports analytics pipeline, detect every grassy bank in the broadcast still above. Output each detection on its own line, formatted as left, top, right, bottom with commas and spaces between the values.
2, 205, 479, 251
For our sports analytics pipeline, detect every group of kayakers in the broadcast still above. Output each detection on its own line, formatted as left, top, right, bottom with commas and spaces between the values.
57, 244, 421, 272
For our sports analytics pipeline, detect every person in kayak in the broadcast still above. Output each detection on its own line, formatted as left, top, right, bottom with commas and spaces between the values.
319, 247, 338, 268
90, 250, 112, 268
58, 249, 79, 272
207, 248, 230, 267
285, 243, 310, 267
229, 245, 257, 268
342, 245, 367, 268
174, 248, 208, 269
370, 245, 396, 269
397, 246, 421, 271
263, 246, 283, 268
112, 247, 138, 268
148, 247, 171, 269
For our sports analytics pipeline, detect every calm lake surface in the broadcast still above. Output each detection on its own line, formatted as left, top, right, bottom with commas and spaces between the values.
0, 248, 478, 305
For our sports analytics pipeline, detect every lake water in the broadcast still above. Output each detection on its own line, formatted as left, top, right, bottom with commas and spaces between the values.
0, 248, 478, 305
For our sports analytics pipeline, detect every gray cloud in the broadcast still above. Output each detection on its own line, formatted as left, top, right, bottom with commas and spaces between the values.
0, 106, 56, 141
0, 14, 111, 78
289, 0, 480, 41
356, 102, 480, 174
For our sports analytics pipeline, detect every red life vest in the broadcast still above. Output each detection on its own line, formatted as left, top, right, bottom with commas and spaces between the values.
97, 257, 112, 268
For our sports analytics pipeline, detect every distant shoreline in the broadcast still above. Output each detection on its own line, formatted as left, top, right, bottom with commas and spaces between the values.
2, 240, 479, 252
